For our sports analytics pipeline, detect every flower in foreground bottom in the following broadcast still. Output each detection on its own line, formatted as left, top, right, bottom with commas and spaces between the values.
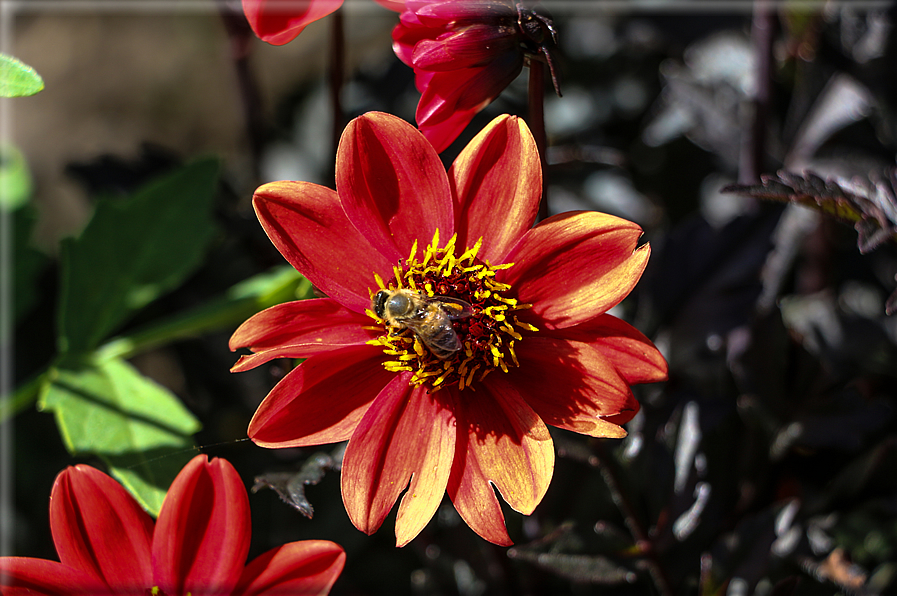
230, 111, 667, 546
0, 455, 345, 595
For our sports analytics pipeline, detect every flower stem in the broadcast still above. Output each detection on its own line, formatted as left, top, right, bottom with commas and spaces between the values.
329, 7, 345, 170
739, 0, 775, 184
594, 440, 675, 596
528, 59, 549, 221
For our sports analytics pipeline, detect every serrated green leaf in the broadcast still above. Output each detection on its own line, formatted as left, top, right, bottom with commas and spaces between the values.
38, 354, 201, 515
58, 158, 219, 354
0, 54, 44, 97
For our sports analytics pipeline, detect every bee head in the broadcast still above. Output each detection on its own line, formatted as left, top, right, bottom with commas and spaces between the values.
373, 290, 390, 318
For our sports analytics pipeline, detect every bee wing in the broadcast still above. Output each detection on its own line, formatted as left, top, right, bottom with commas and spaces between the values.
433, 296, 473, 320
402, 314, 462, 358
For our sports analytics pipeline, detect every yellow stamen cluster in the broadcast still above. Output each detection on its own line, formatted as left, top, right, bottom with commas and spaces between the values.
365, 230, 537, 391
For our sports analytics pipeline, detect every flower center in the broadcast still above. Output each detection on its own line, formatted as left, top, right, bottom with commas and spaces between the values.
367, 230, 537, 391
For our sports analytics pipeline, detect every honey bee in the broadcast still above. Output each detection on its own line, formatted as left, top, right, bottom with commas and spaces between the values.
373, 289, 473, 359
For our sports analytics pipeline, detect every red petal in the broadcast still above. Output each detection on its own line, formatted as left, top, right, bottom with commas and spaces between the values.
412, 24, 517, 71
501, 211, 650, 329
233, 541, 345, 596
253, 182, 395, 313
415, 54, 523, 152
507, 336, 639, 438
392, 12, 442, 67
152, 455, 251, 596
243, 0, 342, 46
336, 112, 454, 259
229, 298, 377, 371
341, 377, 455, 546
545, 314, 668, 385
0, 558, 108, 596
450, 114, 541, 262
447, 377, 554, 545
248, 345, 390, 448
372, 0, 405, 11
50, 465, 154, 591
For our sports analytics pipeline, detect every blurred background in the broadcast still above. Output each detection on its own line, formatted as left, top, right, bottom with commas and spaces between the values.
4, 1, 897, 594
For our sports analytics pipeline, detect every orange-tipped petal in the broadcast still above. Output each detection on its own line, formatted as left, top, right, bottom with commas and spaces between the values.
447, 376, 554, 545
341, 377, 455, 546
243, 0, 343, 46
450, 114, 541, 262
229, 298, 378, 371
50, 465, 154, 591
234, 540, 345, 596
336, 112, 454, 259
545, 314, 668, 386
508, 336, 640, 438
152, 455, 251, 596
502, 211, 650, 329
253, 182, 395, 313
248, 345, 390, 448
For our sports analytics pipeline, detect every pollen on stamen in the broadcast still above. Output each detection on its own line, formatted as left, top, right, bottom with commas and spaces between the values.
366, 231, 536, 391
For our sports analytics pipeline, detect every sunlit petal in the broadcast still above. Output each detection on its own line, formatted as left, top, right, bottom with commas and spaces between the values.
501, 211, 650, 329
341, 377, 455, 546
0, 558, 107, 596
450, 114, 541, 262
447, 376, 553, 545
234, 540, 345, 596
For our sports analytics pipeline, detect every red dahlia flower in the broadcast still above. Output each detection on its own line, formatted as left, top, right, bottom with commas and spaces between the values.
229, 111, 667, 546
392, 0, 561, 152
0, 455, 345, 595
243, 0, 404, 46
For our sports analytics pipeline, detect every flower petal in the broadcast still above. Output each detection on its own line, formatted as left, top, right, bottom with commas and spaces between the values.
501, 211, 650, 329
447, 376, 554, 545
243, 0, 343, 46
253, 181, 395, 313
412, 24, 518, 71
415, 55, 523, 153
248, 345, 390, 448
507, 336, 640, 437
341, 376, 455, 546
50, 465, 154, 591
336, 112, 454, 259
0, 558, 107, 596
450, 114, 540, 262
152, 455, 251, 596
545, 314, 668, 386
234, 540, 345, 596
229, 298, 378, 371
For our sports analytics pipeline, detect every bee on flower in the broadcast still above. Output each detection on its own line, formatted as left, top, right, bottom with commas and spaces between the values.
230, 111, 667, 546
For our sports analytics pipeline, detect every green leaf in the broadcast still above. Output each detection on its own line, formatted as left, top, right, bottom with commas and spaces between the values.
0, 54, 44, 97
58, 158, 219, 354
13, 205, 46, 324
0, 144, 34, 210
38, 354, 201, 515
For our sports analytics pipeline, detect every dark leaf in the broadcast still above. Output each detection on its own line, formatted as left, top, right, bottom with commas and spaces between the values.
252, 447, 343, 518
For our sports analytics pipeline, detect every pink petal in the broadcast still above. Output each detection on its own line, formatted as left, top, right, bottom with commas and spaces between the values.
336, 112, 454, 259
372, 0, 405, 11
0, 558, 108, 595
507, 336, 640, 438
243, 0, 343, 46
248, 345, 391, 448
229, 298, 378, 372
450, 114, 541, 262
152, 455, 251, 596
545, 314, 668, 386
234, 541, 345, 596
253, 181, 395, 313
341, 377, 455, 546
501, 211, 650, 330
447, 376, 554, 545
50, 465, 154, 591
